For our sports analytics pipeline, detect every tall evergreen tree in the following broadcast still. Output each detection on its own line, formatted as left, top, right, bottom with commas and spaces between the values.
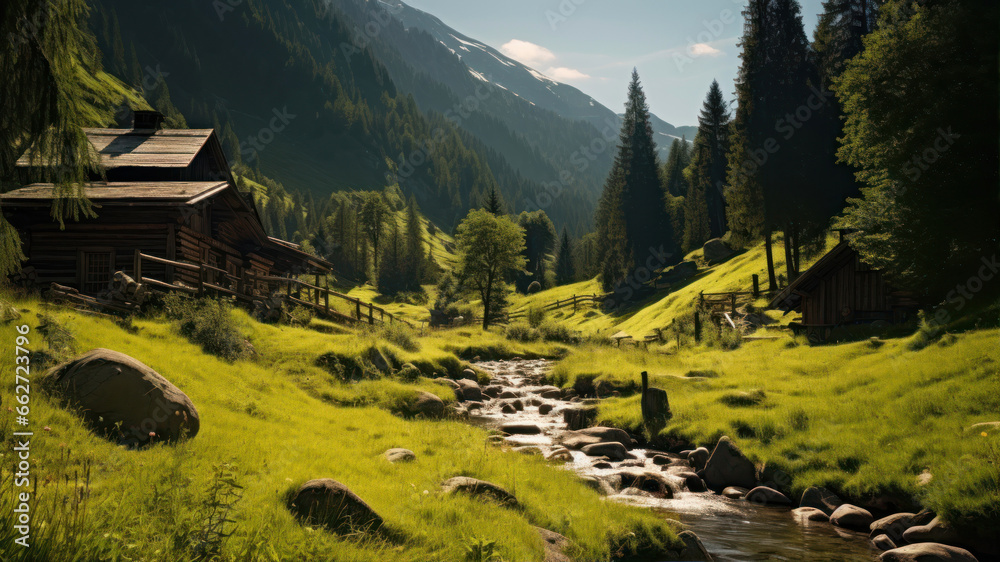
661, 138, 691, 197
517, 210, 556, 290
360, 192, 390, 274
403, 196, 424, 288
693, 80, 731, 239
682, 136, 713, 253
595, 69, 676, 291
726, 0, 772, 286
554, 228, 575, 286
481, 185, 505, 216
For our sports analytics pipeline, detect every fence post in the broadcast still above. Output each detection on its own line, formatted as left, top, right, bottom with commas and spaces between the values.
694, 311, 702, 343
368, 303, 374, 324
752, 274, 760, 298
699, 291, 704, 308
573, 295, 577, 312
356, 300, 361, 320
134, 249, 142, 281
324, 285, 330, 314
731, 293, 736, 314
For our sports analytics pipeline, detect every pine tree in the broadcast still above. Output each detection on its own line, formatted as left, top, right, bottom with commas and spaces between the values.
517, 210, 556, 291
360, 192, 389, 273
403, 196, 424, 289
481, 185, 504, 216
682, 137, 713, 253
554, 228, 575, 286
595, 69, 676, 291
694, 80, 731, 239
377, 220, 405, 294
661, 139, 691, 197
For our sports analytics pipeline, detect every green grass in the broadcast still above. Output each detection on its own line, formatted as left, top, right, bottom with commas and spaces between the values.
548, 331, 1000, 535
0, 296, 677, 561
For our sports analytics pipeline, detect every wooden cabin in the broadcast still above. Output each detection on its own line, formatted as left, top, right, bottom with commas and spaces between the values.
2, 111, 332, 299
769, 241, 917, 340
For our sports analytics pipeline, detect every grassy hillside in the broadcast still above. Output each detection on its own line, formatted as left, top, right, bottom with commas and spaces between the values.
0, 295, 676, 561
511, 234, 838, 340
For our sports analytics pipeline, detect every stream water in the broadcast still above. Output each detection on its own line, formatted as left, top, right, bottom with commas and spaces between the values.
469, 359, 881, 562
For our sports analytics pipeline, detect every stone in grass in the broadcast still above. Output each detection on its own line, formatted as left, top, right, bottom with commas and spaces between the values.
441, 476, 519, 508
289, 479, 383, 534
384, 448, 416, 463
745, 486, 792, 506
42, 348, 199, 445
676, 530, 715, 561
455, 379, 482, 401
407, 391, 445, 418
879, 543, 978, 562
830, 504, 875, 530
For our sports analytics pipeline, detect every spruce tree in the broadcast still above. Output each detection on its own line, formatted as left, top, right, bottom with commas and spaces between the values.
403, 196, 424, 288
682, 136, 713, 253
661, 139, 690, 197
360, 192, 389, 273
554, 228, 575, 285
695, 80, 731, 238
481, 185, 504, 216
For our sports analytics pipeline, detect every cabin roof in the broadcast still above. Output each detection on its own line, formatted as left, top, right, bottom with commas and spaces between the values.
0, 181, 229, 205
16, 128, 216, 169
769, 241, 858, 311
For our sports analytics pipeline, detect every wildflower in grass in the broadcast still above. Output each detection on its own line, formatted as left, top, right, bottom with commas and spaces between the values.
984, 432, 989, 437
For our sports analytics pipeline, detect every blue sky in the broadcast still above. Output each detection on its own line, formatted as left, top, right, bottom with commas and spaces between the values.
403, 0, 825, 126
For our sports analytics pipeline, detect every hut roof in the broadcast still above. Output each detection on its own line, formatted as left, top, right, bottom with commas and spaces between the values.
769, 241, 857, 312
16, 128, 216, 169
0, 182, 229, 205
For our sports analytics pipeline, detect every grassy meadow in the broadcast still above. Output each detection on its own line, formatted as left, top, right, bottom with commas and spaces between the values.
0, 295, 676, 562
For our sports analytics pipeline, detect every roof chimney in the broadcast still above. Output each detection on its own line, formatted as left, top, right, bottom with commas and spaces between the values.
132, 110, 165, 130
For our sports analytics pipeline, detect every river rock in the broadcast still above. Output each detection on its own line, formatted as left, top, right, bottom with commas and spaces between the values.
703, 436, 757, 490
562, 406, 597, 430
830, 504, 875, 530
873, 534, 898, 551
578, 475, 613, 495
559, 427, 634, 450
502, 422, 541, 435
511, 399, 524, 411
675, 471, 707, 492
465, 401, 484, 411
538, 403, 554, 415
546, 448, 573, 462
289, 479, 383, 533
483, 385, 502, 398
792, 507, 830, 522
879, 543, 978, 562
527, 397, 543, 407
722, 486, 749, 499
42, 348, 199, 444
408, 391, 445, 418
499, 390, 520, 399
688, 447, 710, 471
651, 454, 672, 465
677, 530, 714, 561
538, 386, 563, 399
441, 476, 518, 507
745, 486, 792, 506
902, 516, 960, 545
581, 442, 629, 461
384, 448, 415, 463
501, 403, 517, 414
593, 461, 613, 469
870, 513, 918, 539
799, 486, 844, 516
461, 368, 477, 379
455, 379, 482, 401
703, 238, 735, 264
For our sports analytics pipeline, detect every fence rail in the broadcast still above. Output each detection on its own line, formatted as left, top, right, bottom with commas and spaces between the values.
133, 250, 412, 328
508, 292, 611, 320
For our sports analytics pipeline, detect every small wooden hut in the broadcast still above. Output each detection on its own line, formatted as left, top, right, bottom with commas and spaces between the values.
769, 241, 917, 340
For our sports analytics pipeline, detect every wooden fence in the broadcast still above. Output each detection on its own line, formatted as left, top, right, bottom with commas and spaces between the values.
133, 251, 412, 327
508, 292, 610, 320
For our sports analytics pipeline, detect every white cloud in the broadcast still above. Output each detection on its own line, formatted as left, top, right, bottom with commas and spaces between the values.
688, 43, 722, 57
500, 39, 556, 67
545, 67, 591, 81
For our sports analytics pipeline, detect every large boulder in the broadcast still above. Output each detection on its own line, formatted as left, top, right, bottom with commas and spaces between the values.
42, 348, 199, 445
455, 379, 482, 402
745, 486, 792, 506
702, 238, 735, 264
289, 479, 383, 533
799, 486, 844, 516
703, 436, 757, 490
830, 504, 875, 530
441, 476, 519, 507
407, 391, 445, 418
879, 543, 978, 562
658, 261, 698, 285
367, 347, 391, 373
535, 526, 574, 562
581, 442, 630, 461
